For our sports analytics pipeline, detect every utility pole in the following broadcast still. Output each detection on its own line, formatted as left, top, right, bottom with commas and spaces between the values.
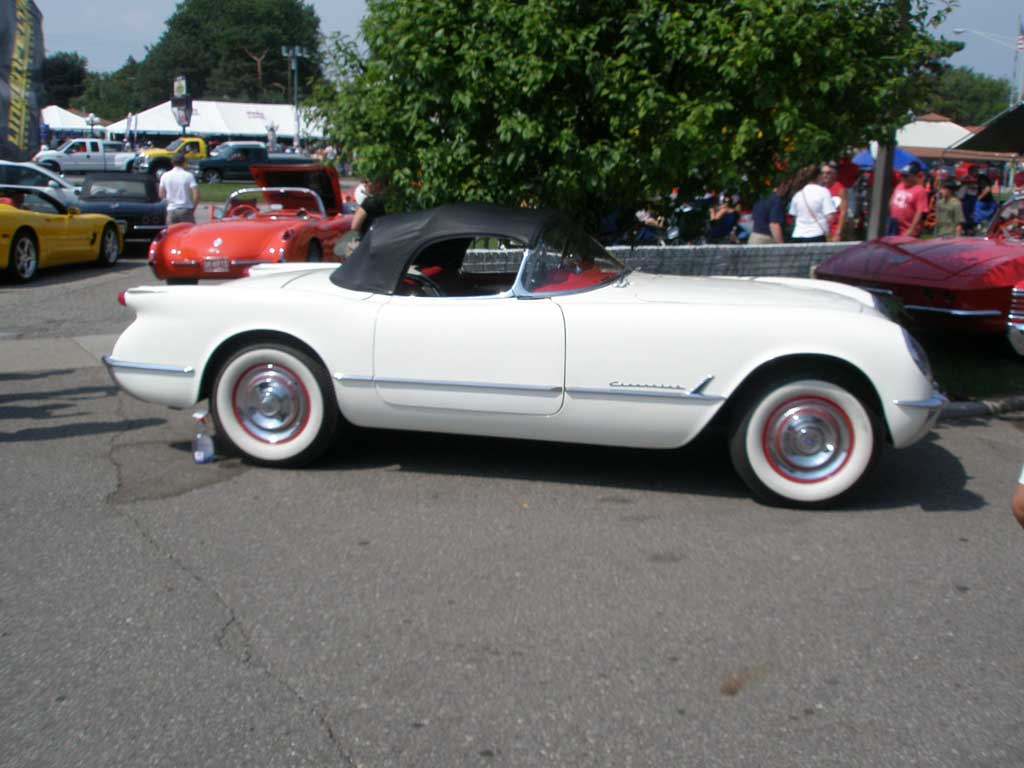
867, 0, 910, 240
281, 46, 309, 151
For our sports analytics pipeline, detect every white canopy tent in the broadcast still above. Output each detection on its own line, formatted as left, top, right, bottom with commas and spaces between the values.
41, 104, 93, 131
895, 113, 973, 151
104, 100, 323, 141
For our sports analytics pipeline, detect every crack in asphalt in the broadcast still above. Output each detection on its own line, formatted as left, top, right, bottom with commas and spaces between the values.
102, 394, 356, 767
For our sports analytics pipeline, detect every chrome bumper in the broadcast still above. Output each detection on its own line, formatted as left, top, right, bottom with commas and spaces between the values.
102, 355, 195, 376
893, 391, 948, 445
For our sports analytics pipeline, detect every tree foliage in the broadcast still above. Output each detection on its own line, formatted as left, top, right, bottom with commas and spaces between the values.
72, 58, 142, 120
310, 0, 959, 221
75, 0, 322, 121
41, 51, 88, 107
919, 65, 1010, 126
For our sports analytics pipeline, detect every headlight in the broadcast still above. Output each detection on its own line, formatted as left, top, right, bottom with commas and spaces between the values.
902, 328, 932, 379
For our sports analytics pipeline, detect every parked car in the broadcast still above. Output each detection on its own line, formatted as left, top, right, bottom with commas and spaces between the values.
33, 138, 136, 174
134, 136, 209, 178
0, 159, 80, 206
0, 185, 122, 282
105, 203, 945, 507
194, 142, 310, 183
148, 163, 353, 283
76, 172, 167, 249
815, 194, 1024, 356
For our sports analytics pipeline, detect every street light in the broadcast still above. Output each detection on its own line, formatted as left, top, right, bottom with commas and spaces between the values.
281, 45, 309, 151
952, 27, 1020, 106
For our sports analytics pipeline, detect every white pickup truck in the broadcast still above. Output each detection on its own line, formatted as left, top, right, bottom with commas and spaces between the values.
33, 139, 136, 174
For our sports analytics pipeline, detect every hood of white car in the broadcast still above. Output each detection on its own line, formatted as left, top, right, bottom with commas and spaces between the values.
628, 272, 865, 313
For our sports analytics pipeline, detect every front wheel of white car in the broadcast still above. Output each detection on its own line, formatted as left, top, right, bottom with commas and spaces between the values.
729, 373, 882, 507
211, 343, 339, 467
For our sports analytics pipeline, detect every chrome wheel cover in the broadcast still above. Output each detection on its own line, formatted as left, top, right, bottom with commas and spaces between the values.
762, 396, 852, 483
101, 229, 118, 263
232, 363, 309, 444
13, 238, 37, 279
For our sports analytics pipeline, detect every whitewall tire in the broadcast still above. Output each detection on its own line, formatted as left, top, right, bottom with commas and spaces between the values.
211, 343, 339, 467
729, 375, 882, 507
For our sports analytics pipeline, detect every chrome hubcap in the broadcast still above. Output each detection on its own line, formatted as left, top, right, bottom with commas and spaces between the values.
764, 396, 852, 482
14, 239, 36, 277
234, 364, 308, 444
103, 231, 118, 262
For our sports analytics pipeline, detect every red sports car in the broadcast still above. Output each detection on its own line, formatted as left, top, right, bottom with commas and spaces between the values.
149, 163, 355, 283
816, 196, 1024, 356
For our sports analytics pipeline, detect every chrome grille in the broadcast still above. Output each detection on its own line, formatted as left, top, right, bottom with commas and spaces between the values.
1011, 287, 1024, 322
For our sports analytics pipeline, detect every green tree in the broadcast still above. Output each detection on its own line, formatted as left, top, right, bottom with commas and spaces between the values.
133, 0, 322, 105
311, 0, 959, 221
41, 51, 88, 107
72, 58, 144, 122
920, 65, 1010, 126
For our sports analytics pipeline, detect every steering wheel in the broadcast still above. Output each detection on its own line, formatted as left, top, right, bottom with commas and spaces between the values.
228, 204, 258, 218
400, 272, 444, 297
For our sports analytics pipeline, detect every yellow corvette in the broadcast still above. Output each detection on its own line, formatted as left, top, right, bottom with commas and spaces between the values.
1, 185, 123, 283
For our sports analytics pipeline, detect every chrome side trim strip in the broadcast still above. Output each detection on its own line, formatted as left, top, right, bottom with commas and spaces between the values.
230, 259, 266, 266
567, 386, 725, 402
335, 374, 561, 394
862, 286, 895, 296
903, 305, 1001, 318
173, 259, 199, 266
102, 355, 195, 376
893, 394, 948, 409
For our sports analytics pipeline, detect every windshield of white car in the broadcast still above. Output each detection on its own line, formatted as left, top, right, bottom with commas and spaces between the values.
519, 222, 625, 295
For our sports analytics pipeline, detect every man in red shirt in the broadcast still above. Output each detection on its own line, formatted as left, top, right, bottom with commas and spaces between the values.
888, 162, 929, 236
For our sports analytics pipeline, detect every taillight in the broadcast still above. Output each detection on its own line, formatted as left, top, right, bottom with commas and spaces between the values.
117, 290, 126, 306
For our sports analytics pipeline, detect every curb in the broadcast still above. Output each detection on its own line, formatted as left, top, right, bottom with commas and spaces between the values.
939, 394, 1024, 421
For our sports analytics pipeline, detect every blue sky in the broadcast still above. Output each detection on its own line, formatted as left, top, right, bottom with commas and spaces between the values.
32, 0, 1020, 80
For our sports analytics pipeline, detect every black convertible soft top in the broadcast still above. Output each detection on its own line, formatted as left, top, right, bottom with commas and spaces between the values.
331, 202, 563, 294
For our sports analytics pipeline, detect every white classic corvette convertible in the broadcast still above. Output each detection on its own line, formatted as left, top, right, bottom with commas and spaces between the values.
105, 203, 945, 506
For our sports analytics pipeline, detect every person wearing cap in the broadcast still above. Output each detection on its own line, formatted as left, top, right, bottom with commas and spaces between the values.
158, 152, 199, 225
888, 161, 929, 237
933, 178, 965, 238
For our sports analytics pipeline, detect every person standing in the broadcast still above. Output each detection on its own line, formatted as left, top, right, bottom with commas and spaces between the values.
933, 179, 965, 237
350, 178, 387, 238
158, 153, 199, 225
749, 184, 786, 245
820, 163, 848, 242
788, 166, 837, 243
888, 162, 929, 237
1013, 464, 1024, 529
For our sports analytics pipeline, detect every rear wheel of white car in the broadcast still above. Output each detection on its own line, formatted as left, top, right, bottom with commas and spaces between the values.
97, 225, 120, 266
8, 231, 38, 282
211, 343, 339, 467
728, 373, 882, 507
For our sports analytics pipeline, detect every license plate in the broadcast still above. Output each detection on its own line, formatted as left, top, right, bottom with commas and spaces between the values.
203, 257, 229, 272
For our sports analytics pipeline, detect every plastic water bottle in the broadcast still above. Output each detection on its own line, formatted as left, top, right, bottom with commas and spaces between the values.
191, 408, 215, 464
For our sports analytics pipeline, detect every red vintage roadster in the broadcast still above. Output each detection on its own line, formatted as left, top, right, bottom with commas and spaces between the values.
149, 163, 355, 283
816, 196, 1024, 356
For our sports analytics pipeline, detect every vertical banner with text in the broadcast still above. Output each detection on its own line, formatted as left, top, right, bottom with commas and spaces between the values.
0, 0, 44, 161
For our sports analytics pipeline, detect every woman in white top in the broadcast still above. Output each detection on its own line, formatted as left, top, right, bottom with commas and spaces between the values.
787, 165, 838, 242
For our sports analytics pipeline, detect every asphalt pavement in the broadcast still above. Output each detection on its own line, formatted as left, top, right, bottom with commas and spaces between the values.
2, 261, 1024, 768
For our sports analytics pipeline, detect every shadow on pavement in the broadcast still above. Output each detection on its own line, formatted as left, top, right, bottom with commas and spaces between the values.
0, 417, 166, 443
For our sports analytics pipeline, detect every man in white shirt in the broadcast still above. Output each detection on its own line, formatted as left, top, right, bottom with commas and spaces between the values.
158, 152, 199, 225
788, 165, 838, 242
